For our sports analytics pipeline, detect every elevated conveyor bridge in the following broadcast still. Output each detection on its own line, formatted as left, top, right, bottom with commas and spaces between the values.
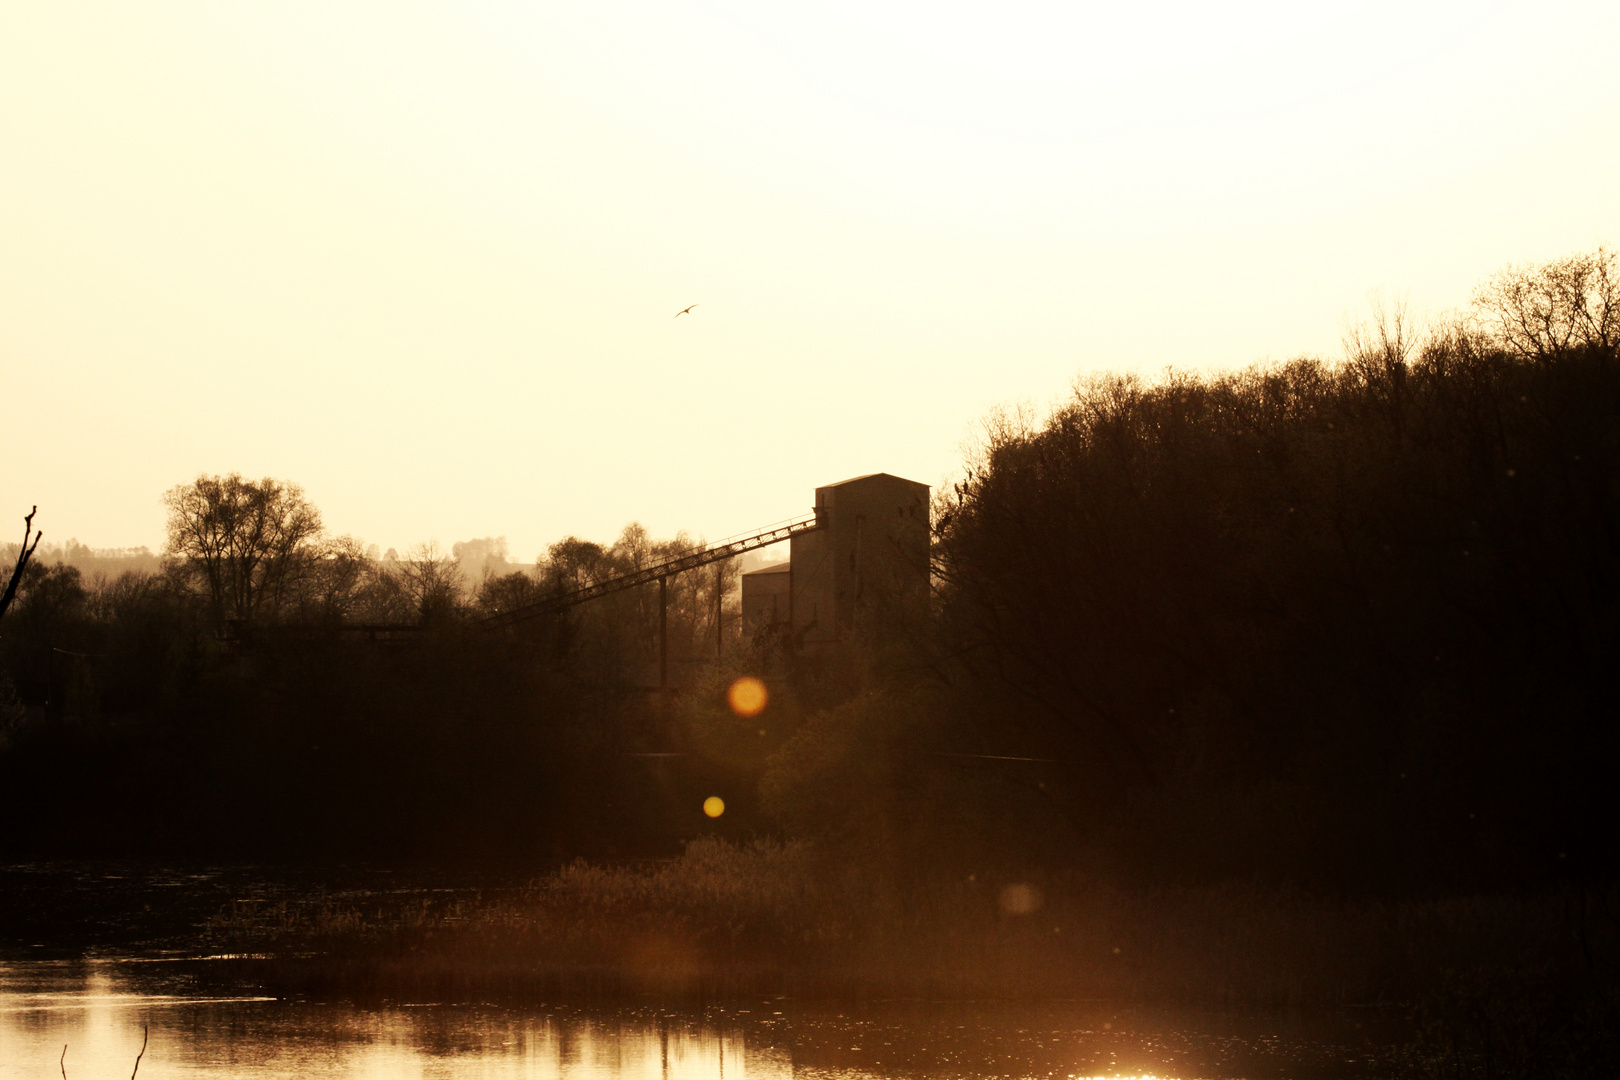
480, 510, 818, 630
477, 509, 819, 691
342, 509, 817, 650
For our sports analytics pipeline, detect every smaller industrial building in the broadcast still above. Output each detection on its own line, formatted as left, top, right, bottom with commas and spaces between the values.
739, 560, 791, 633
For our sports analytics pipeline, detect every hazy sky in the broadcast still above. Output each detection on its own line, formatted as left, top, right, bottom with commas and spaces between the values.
4, 1, 1617, 559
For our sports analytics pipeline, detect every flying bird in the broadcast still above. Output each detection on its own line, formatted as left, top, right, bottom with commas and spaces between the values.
675, 304, 698, 318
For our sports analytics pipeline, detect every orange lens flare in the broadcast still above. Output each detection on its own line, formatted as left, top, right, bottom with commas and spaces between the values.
998, 882, 1043, 915
703, 796, 725, 818
727, 676, 768, 717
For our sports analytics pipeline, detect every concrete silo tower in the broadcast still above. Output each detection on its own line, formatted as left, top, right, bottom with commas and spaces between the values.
787, 473, 930, 647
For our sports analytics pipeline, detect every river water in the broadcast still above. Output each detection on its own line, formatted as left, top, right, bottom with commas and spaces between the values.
0, 866, 1406, 1079
0, 960, 1405, 1080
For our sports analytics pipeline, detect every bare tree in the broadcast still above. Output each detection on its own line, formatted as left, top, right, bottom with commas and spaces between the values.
393, 541, 464, 622
1472, 246, 1617, 359
0, 506, 43, 626
1342, 290, 1416, 377
163, 474, 323, 623
298, 535, 372, 622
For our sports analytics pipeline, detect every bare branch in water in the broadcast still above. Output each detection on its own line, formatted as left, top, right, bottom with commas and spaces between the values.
130, 1025, 148, 1080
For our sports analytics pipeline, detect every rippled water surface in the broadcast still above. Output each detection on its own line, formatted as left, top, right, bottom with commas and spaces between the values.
0, 960, 1401, 1080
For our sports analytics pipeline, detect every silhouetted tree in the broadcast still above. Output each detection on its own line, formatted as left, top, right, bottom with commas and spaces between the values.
163, 474, 323, 623
474, 570, 544, 617
296, 535, 372, 622
392, 541, 464, 623
533, 525, 740, 686
1473, 245, 1616, 359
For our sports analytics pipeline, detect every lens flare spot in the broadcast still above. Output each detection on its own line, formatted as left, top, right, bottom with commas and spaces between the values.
998, 882, 1043, 915
703, 796, 725, 818
727, 676, 768, 717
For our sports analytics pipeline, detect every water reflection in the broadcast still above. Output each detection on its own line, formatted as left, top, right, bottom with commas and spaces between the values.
0, 960, 1395, 1079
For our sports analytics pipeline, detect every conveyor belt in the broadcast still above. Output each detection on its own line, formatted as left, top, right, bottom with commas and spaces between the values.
479, 510, 819, 630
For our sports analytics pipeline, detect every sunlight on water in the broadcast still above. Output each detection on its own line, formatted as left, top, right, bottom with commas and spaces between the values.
0, 960, 1392, 1079
1, 965, 783, 1080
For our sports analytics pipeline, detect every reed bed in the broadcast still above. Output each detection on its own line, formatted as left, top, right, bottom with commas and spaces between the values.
202, 839, 1612, 1012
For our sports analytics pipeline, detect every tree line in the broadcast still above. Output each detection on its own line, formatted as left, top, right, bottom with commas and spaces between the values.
0, 481, 745, 860
1, 247, 1615, 897
150, 473, 738, 642
917, 246, 1619, 893
750, 247, 1619, 897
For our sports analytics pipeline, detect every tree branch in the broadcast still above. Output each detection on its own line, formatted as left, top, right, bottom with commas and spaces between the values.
0, 506, 43, 625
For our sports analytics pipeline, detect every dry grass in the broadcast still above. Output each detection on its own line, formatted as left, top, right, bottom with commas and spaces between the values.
202, 839, 1614, 1019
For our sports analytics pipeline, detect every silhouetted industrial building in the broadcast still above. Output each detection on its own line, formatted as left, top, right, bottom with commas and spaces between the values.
741, 472, 929, 647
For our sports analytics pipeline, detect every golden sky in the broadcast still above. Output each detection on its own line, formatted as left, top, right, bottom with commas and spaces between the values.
4, 1, 1617, 559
